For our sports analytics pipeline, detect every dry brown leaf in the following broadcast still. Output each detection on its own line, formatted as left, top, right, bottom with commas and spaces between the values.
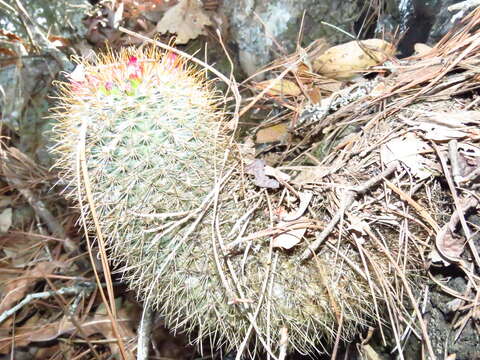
0, 261, 66, 318
435, 228, 465, 262
255, 123, 289, 144
1, 233, 42, 268
254, 79, 301, 96
155, 0, 212, 44
306, 87, 322, 103
313, 39, 395, 80
293, 166, 329, 185
3, 311, 134, 356
245, 160, 279, 189
414, 43, 433, 56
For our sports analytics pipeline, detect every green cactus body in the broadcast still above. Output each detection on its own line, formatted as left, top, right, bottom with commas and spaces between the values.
51, 47, 415, 356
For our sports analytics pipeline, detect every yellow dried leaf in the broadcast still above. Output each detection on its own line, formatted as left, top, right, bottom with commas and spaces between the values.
255, 123, 289, 144
313, 39, 396, 80
255, 79, 301, 96
155, 0, 212, 45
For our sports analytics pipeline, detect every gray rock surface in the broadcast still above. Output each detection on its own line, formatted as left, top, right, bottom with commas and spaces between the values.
221, 0, 362, 78
221, 0, 470, 78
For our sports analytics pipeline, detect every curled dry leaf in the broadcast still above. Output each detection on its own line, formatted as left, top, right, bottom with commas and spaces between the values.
313, 39, 395, 80
432, 228, 464, 265
282, 191, 313, 221
155, 0, 212, 44
273, 192, 313, 250
293, 165, 329, 185
380, 133, 434, 179
439, 229, 465, 259
245, 159, 279, 189
347, 214, 369, 235
403, 111, 480, 141
264, 165, 291, 182
272, 217, 311, 250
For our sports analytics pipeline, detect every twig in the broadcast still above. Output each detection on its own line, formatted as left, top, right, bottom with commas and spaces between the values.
331, 305, 344, 360
458, 165, 480, 184
77, 115, 129, 359
216, 29, 241, 133
0, 0, 17, 13
13, 0, 72, 71
433, 142, 480, 266
0, 147, 72, 248
448, 0, 480, 11
7, 176, 66, 238
137, 306, 153, 360
364, 228, 437, 360
277, 327, 288, 360
383, 179, 439, 232
300, 163, 398, 261
0, 283, 95, 325
448, 140, 462, 185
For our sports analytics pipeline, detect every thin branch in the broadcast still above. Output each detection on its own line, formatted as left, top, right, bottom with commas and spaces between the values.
77, 115, 129, 359
0, 147, 71, 247
13, 0, 72, 70
300, 163, 398, 261
0, 283, 95, 325
137, 306, 154, 360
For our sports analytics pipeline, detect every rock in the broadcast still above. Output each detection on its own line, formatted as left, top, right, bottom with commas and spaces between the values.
220, 0, 363, 78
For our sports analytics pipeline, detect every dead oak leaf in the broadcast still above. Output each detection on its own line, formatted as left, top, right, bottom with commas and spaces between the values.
155, 0, 212, 44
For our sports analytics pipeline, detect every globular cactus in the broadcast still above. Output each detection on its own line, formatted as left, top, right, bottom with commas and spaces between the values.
51, 47, 420, 357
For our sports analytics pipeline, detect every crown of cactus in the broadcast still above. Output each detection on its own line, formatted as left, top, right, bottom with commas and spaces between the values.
51, 46, 419, 357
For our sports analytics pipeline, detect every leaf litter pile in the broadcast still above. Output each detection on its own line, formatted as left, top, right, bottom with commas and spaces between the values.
243, 7, 480, 358
1, 2, 480, 360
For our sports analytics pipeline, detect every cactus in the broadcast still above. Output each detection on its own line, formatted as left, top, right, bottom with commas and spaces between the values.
51, 47, 421, 357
